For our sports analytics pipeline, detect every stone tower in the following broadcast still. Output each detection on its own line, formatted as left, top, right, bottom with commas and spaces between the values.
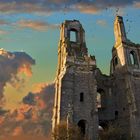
52, 20, 98, 140
110, 16, 140, 139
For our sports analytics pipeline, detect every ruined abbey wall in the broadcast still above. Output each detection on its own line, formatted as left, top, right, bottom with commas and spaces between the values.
52, 16, 140, 140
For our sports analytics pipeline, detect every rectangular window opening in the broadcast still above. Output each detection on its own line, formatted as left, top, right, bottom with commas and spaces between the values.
70, 31, 77, 42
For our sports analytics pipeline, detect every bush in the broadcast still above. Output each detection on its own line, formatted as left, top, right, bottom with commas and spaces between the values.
52, 121, 88, 140
99, 123, 132, 140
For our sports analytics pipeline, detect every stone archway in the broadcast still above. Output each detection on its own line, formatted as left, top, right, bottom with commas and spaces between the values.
78, 120, 86, 135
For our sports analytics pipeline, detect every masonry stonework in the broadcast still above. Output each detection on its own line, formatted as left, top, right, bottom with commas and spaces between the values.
52, 20, 98, 140
52, 16, 140, 140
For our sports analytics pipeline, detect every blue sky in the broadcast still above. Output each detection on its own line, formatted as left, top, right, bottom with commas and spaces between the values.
0, 0, 140, 138
0, 0, 140, 108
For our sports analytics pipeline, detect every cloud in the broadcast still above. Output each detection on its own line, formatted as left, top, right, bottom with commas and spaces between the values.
134, 2, 140, 8
0, 20, 9, 25
22, 92, 36, 106
0, 49, 54, 138
0, 83, 55, 138
23, 83, 55, 111
0, 108, 8, 116
0, 48, 35, 104
96, 20, 107, 27
0, 30, 8, 35
0, 0, 139, 15
74, 3, 100, 14
0, 2, 50, 15
17, 20, 58, 31
0, 20, 10, 35
12, 126, 23, 136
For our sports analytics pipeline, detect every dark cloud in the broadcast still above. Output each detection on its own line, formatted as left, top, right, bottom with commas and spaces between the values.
0, 48, 35, 104
24, 83, 55, 133
0, 0, 139, 14
0, 107, 8, 116
22, 92, 36, 106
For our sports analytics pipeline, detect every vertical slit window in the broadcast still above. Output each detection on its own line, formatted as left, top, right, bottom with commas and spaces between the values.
114, 56, 118, 66
80, 92, 84, 102
115, 111, 118, 119
97, 92, 101, 108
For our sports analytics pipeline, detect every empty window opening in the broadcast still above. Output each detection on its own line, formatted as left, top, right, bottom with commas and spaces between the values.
115, 111, 118, 119
130, 51, 137, 65
97, 92, 101, 108
78, 120, 86, 135
70, 31, 77, 42
97, 89, 105, 109
114, 56, 118, 66
80, 92, 84, 102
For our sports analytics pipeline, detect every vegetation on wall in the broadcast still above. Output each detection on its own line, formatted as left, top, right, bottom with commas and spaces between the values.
52, 121, 89, 140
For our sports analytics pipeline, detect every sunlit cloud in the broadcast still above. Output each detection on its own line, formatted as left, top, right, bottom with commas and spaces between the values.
96, 20, 107, 27
0, 30, 8, 35
31, 83, 49, 93
74, 3, 100, 14
134, 2, 140, 8
0, 83, 55, 138
12, 126, 23, 136
17, 20, 58, 31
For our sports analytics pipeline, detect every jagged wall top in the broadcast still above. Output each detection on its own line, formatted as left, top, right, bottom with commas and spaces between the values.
59, 20, 88, 57
114, 16, 127, 47
60, 20, 85, 43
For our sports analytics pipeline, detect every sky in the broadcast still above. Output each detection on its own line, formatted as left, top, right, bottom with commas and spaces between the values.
0, 0, 140, 139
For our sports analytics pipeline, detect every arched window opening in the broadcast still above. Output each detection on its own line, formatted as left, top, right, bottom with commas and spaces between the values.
80, 92, 84, 102
97, 89, 105, 109
78, 120, 86, 135
130, 51, 137, 65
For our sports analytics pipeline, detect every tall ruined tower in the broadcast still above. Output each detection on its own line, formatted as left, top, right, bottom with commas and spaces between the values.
110, 16, 140, 140
52, 20, 98, 140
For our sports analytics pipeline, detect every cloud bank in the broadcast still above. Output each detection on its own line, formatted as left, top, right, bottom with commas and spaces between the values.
0, 0, 139, 15
0, 83, 55, 139
0, 48, 35, 104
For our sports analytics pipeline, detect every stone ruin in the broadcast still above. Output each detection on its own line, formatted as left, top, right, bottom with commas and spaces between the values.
52, 16, 140, 140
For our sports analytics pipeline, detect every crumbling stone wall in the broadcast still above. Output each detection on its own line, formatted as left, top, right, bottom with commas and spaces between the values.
52, 16, 140, 140
52, 20, 98, 140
